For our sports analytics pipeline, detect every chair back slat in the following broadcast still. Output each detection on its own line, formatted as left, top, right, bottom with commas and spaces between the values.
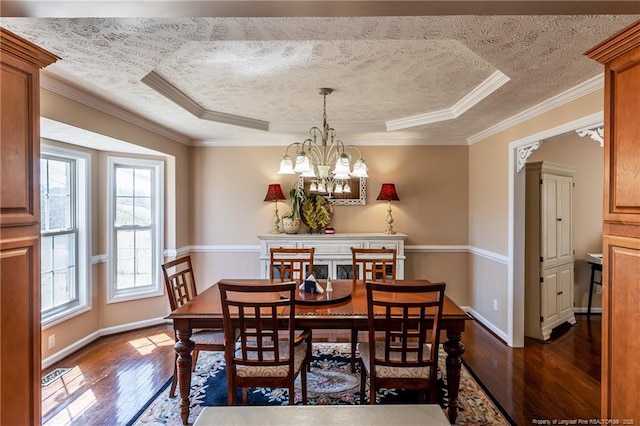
161, 255, 197, 310
366, 281, 446, 373
270, 248, 314, 282
351, 248, 397, 282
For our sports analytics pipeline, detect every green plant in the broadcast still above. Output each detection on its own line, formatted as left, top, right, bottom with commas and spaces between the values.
283, 184, 307, 220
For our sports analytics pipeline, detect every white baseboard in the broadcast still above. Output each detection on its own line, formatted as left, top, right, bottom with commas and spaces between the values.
464, 307, 509, 343
573, 307, 602, 314
42, 317, 169, 369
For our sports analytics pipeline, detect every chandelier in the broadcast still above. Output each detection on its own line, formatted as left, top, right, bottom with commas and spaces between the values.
277, 88, 368, 196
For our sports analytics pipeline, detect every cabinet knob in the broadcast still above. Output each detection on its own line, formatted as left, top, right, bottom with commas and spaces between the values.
557, 291, 563, 295
556, 218, 562, 221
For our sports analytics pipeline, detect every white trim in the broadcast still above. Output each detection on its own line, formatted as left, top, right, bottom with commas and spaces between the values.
187, 245, 261, 253
195, 137, 468, 147
467, 246, 509, 265
163, 249, 178, 258
464, 307, 509, 343
92, 254, 108, 264
142, 71, 270, 131
406, 245, 469, 253
183, 244, 510, 264
467, 75, 604, 145
574, 308, 602, 314
40, 145, 93, 329
41, 317, 168, 369
386, 71, 510, 131
40, 71, 192, 145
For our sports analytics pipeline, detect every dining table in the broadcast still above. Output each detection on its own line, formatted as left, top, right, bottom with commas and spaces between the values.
166, 278, 472, 425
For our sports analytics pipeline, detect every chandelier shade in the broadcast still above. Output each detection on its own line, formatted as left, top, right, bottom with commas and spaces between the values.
277, 88, 368, 197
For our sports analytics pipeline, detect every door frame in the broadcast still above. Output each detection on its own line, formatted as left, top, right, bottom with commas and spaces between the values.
506, 111, 602, 347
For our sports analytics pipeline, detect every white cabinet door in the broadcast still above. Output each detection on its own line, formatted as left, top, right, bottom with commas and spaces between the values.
541, 173, 573, 267
557, 262, 574, 318
541, 267, 560, 326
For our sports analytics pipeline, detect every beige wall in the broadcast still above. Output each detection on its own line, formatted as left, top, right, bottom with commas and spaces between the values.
528, 131, 603, 311
190, 145, 469, 246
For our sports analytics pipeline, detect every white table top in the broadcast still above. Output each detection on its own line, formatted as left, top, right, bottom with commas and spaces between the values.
194, 405, 451, 426
586, 253, 603, 265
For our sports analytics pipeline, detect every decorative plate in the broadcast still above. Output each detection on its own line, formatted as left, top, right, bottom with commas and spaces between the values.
300, 195, 334, 232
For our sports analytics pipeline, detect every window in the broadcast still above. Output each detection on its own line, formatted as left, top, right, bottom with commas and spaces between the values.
41, 148, 91, 326
108, 157, 164, 303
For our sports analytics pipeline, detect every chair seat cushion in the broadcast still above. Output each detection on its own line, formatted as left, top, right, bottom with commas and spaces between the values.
234, 341, 307, 378
191, 329, 225, 345
360, 341, 433, 379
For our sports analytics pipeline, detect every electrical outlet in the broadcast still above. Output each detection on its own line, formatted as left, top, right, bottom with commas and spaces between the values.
493, 299, 498, 311
48, 334, 55, 350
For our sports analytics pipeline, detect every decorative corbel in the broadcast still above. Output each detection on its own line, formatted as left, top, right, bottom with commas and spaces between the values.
575, 126, 604, 147
517, 141, 543, 173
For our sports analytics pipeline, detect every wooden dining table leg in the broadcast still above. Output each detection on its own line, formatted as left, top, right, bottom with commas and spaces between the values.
443, 329, 465, 424
174, 322, 195, 425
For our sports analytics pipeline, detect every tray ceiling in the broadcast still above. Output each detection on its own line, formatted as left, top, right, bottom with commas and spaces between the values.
1, 7, 639, 146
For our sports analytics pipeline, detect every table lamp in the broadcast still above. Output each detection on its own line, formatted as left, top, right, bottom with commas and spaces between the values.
376, 183, 400, 234
264, 184, 286, 234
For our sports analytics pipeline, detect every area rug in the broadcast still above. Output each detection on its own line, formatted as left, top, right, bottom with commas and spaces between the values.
131, 343, 512, 425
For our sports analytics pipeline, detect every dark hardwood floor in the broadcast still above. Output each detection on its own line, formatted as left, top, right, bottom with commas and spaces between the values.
41, 314, 600, 425
463, 313, 601, 424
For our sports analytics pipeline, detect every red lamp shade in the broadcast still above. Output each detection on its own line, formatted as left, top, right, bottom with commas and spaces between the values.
264, 184, 286, 202
376, 183, 399, 201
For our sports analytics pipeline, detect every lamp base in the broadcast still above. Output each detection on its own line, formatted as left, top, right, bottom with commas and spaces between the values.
384, 201, 396, 234
271, 203, 281, 234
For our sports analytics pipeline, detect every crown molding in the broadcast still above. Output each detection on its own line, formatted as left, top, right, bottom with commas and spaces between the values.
385, 70, 510, 131
467, 74, 604, 145
40, 72, 192, 145
194, 136, 468, 147
142, 71, 270, 131
450, 70, 511, 116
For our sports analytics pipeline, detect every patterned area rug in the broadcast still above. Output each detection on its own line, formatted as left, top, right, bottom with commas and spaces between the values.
131, 343, 512, 425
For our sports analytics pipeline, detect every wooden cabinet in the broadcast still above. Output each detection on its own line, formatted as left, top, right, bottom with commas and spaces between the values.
524, 162, 576, 341
0, 27, 57, 425
258, 233, 407, 280
586, 19, 640, 419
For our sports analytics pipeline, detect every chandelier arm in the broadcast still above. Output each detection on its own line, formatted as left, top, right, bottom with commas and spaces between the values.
305, 139, 323, 165
324, 141, 342, 165
285, 142, 302, 157
350, 144, 364, 159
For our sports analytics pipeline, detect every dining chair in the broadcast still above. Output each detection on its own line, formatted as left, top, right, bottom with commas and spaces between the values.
359, 281, 446, 405
269, 247, 315, 282
162, 255, 226, 398
218, 280, 312, 405
349, 247, 397, 371
270, 247, 315, 371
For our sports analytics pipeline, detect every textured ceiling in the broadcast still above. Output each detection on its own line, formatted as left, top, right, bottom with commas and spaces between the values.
1, 12, 639, 146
